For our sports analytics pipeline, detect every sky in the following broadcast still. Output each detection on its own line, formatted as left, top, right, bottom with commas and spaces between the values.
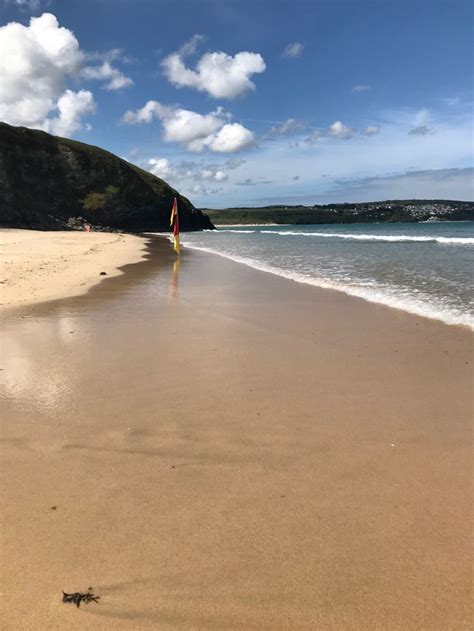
0, 0, 473, 207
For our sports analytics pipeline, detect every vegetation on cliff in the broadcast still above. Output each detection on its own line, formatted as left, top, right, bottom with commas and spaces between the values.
0, 123, 213, 231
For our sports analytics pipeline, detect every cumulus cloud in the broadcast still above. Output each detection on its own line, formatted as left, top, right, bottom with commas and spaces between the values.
122, 101, 254, 153
122, 101, 228, 145
121, 100, 165, 124
352, 84, 371, 93
306, 120, 357, 143
327, 120, 356, 139
408, 125, 436, 136
204, 123, 255, 152
161, 35, 265, 99
361, 125, 380, 136
202, 169, 228, 182
0, 12, 95, 135
148, 157, 175, 179
43, 88, 95, 136
282, 42, 304, 58
0, 12, 131, 135
163, 109, 228, 145
81, 61, 133, 90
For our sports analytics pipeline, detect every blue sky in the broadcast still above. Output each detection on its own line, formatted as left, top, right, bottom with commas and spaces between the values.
1, 0, 473, 206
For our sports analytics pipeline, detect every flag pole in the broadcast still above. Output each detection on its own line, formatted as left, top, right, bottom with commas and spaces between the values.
169, 197, 180, 255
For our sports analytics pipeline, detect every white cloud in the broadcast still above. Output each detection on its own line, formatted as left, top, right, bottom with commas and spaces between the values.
0, 12, 133, 135
143, 155, 247, 199
268, 118, 307, 136
162, 108, 227, 144
43, 88, 95, 136
177, 33, 205, 56
0, 12, 94, 135
81, 61, 133, 91
361, 125, 380, 136
306, 120, 357, 143
204, 123, 255, 152
189, 100, 474, 207
81, 47, 133, 90
148, 157, 174, 179
190, 183, 223, 196
146, 158, 232, 185
328, 120, 356, 139
122, 101, 254, 153
352, 84, 371, 93
121, 100, 166, 124
161, 35, 265, 99
202, 169, 228, 182
282, 42, 304, 58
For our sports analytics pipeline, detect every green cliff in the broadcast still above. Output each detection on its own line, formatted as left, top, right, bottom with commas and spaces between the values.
0, 123, 213, 231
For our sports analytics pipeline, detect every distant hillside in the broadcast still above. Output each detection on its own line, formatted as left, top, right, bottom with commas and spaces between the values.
203, 200, 473, 226
0, 123, 213, 231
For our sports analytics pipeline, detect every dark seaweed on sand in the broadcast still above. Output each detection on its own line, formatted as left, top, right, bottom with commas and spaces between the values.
62, 588, 100, 608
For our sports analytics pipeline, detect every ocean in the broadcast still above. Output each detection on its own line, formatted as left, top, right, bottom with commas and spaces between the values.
179, 221, 474, 329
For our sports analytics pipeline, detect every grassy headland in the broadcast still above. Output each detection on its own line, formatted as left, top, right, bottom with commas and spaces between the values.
202, 200, 473, 225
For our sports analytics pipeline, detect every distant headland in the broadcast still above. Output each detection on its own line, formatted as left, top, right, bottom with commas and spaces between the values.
202, 200, 473, 226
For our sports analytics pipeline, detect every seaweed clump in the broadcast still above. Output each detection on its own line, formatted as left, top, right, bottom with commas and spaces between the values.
62, 588, 100, 608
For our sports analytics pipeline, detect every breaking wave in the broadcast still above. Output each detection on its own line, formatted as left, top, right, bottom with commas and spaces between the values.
180, 241, 474, 330
260, 230, 474, 245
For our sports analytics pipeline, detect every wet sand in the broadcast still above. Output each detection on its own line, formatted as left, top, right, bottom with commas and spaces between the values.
0, 236, 472, 630
0, 229, 148, 310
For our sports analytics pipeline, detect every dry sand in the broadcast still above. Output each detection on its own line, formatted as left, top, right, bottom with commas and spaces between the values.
0, 229, 148, 310
0, 236, 472, 630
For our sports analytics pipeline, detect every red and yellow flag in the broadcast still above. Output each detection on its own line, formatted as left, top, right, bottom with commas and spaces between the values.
169, 197, 180, 255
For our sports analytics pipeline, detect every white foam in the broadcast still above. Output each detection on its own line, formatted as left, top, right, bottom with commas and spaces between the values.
214, 223, 288, 227
208, 229, 256, 234
260, 230, 474, 245
181, 241, 474, 330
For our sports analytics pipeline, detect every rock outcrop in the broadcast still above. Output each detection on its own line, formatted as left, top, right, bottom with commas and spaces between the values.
0, 123, 214, 231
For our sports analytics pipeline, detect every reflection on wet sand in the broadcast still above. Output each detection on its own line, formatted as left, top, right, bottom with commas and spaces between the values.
168, 258, 180, 300
1, 237, 176, 416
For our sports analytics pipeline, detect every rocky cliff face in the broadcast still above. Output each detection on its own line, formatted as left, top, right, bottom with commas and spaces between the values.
0, 123, 213, 231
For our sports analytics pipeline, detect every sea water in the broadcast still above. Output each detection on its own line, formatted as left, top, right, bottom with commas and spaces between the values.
179, 221, 474, 329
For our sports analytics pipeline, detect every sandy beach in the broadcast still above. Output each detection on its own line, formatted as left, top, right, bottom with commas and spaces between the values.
0, 233, 472, 630
0, 229, 148, 310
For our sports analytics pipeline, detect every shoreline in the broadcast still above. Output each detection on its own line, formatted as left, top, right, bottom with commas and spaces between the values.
0, 229, 150, 313
2, 227, 471, 331
181, 241, 473, 331
1, 232, 472, 629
